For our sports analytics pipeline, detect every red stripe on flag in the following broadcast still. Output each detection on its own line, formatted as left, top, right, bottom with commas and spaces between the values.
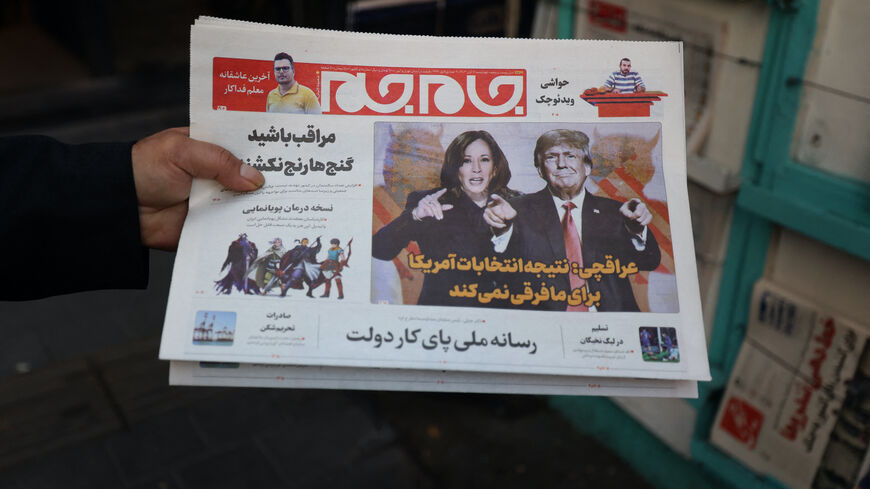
596, 178, 623, 200
393, 257, 415, 280
614, 167, 669, 222
648, 224, 674, 265
372, 196, 394, 229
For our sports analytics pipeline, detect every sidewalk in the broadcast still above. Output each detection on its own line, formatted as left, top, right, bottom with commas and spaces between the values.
0, 253, 653, 489
0, 342, 654, 489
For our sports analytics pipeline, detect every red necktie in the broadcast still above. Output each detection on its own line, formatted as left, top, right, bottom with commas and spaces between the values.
562, 202, 588, 311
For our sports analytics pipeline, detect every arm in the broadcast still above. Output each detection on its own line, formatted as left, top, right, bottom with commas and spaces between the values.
617, 198, 659, 270
635, 74, 646, 93
372, 209, 417, 261
483, 194, 518, 253
1, 128, 263, 301
603, 74, 616, 92
1, 136, 147, 300
372, 188, 455, 260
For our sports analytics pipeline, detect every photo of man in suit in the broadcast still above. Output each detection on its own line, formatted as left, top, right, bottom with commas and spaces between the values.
484, 129, 661, 312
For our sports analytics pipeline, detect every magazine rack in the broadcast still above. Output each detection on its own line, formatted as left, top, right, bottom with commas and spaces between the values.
551, 0, 870, 487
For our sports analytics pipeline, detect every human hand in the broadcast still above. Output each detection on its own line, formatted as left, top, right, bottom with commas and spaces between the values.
411, 188, 454, 221
483, 194, 517, 235
131, 127, 264, 250
620, 198, 652, 235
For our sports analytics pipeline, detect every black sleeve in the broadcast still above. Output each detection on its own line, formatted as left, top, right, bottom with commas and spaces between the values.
0, 135, 149, 300
633, 225, 661, 271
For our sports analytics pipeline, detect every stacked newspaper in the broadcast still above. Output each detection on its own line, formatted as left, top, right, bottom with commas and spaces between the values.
712, 280, 870, 487
159, 17, 710, 397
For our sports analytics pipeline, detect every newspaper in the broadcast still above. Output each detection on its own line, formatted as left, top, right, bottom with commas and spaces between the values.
169, 361, 697, 397
711, 279, 870, 488
159, 17, 710, 385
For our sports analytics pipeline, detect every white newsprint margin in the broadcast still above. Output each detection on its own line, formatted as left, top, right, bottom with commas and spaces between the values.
169, 360, 697, 397
160, 17, 710, 391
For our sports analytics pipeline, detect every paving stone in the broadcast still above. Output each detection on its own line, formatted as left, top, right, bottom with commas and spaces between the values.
0, 295, 81, 366
0, 327, 50, 377
267, 388, 358, 421
126, 474, 184, 489
0, 358, 120, 469
333, 445, 436, 489
94, 339, 220, 424
257, 394, 397, 486
106, 412, 205, 486
174, 444, 287, 489
187, 389, 288, 445
33, 291, 143, 361
371, 391, 655, 489
0, 438, 122, 489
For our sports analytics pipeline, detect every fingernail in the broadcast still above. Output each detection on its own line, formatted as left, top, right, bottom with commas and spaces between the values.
240, 163, 265, 187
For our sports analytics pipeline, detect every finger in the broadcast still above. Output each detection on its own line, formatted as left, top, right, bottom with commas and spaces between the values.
172, 136, 264, 191
634, 204, 650, 222
486, 218, 506, 229
638, 209, 653, 226
484, 210, 505, 227
138, 201, 188, 251
440, 204, 454, 212
483, 209, 505, 227
488, 194, 505, 207
488, 206, 506, 222
431, 188, 448, 200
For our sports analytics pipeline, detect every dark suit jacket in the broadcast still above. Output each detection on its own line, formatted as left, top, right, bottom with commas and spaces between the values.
504, 188, 660, 311
0, 136, 149, 300
372, 188, 497, 307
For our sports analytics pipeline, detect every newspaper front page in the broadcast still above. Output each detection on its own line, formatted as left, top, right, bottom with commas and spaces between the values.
159, 18, 710, 386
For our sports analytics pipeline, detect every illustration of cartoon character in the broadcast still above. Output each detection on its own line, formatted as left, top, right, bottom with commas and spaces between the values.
215, 233, 259, 294
310, 238, 352, 299
249, 237, 285, 295
276, 237, 322, 296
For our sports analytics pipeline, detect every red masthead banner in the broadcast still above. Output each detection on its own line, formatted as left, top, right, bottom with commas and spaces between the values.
213, 57, 526, 117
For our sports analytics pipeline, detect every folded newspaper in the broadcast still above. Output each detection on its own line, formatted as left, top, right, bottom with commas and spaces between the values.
160, 17, 710, 396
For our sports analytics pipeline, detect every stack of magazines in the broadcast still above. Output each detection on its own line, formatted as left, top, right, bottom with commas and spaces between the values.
160, 17, 710, 397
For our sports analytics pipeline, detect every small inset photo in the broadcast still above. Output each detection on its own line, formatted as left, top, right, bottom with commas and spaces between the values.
193, 311, 237, 346
639, 326, 679, 362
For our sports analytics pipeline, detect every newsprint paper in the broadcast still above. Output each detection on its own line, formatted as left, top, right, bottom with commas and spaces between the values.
161, 17, 710, 395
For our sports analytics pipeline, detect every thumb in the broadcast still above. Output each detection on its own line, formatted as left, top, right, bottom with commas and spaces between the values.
172, 132, 264, 191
